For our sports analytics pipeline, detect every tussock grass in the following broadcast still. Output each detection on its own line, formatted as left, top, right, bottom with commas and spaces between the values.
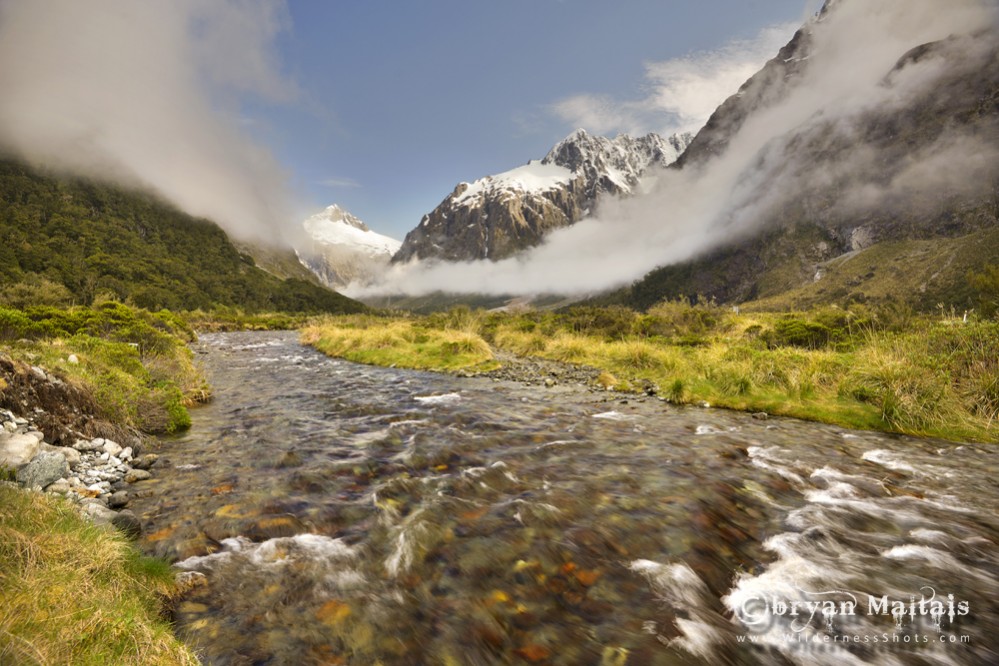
0, 484, 198, 665
301, 315, 499, 373
301, 305, 999, 443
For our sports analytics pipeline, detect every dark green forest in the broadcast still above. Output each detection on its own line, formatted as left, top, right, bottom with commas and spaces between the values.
0, 159, 364, 314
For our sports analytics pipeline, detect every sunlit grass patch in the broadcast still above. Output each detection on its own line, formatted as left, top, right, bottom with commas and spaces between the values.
301, 316, 499, 373
0, 485, 198, 665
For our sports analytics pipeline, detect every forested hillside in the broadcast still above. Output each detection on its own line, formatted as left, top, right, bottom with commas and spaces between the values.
0, 159, 364, 314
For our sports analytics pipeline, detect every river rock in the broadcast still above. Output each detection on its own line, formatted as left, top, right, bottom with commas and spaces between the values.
132, 454, 159, 470
74, 438, 105, 452
112, 510, 142, 539
0, 432, 42, 469
124, 469, 152, 483
102, 440, 123, 457
108, 491, 130, 509
16, 451, 69, 489
42, 444, 82, 467
46, 478, 71, 494
81, 501, 118, 525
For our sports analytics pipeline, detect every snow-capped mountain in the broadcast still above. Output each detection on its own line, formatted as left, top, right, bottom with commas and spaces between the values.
392, 129, 691, 263
297, 204, 401, 289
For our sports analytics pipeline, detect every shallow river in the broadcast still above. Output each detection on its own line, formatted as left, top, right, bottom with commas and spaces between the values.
130, 331, 999, 665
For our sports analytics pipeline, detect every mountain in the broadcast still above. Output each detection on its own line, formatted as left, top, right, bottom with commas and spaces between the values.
296, 204, 401, 289
0, 159, 366, 314
619, 1, 999, 311
392, 129, 691, 263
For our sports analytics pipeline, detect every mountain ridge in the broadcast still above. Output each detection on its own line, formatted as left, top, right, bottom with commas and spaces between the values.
392, 129, 691, 264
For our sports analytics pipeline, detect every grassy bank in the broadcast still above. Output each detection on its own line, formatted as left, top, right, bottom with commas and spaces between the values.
302, 313, 500, 373
303, 303, 999, 443
0, 301, 209, 433
0, 484, 199, 665
0, 301, 212, 663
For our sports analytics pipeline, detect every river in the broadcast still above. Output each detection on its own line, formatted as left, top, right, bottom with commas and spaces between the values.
129, 331, 999, 665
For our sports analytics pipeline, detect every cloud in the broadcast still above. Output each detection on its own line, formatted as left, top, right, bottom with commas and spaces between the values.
549, 23, 799, 137
355, 0, 999, 300
319, 177, 363, 189
0, 0, 296, 242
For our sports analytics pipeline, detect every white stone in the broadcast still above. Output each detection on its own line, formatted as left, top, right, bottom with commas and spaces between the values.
47, 479, 71, 494
120, 446, 133, 461
67, 354, 79, 365
101, 440, 123, 457
0, 433, 42, 468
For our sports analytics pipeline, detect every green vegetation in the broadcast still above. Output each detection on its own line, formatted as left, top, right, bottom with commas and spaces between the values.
0, 301, 207, 433
619, 226, 999, 314
0, 158, 365, 314
304, 303, 999, 443
301, 313, 500, 374
0, 484, 199, 665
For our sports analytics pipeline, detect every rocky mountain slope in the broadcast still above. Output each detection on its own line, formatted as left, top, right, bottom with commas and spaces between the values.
296, 204, 401, 289
392, 129, 690, 263
621, 1, 999, 310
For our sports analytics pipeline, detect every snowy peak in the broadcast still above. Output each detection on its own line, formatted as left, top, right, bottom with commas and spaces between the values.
302, 205, 400, 257
542, 128, 692, 194
298, 204, 401, 289
452, 160, 573, 208
309, 204, 371, 233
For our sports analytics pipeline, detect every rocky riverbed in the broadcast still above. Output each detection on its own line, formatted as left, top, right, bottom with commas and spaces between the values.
0, 353, 161, 539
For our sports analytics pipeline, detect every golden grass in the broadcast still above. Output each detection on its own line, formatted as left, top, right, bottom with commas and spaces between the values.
301, 315, 499, 373
0, 485, 199, 665
300, 310, 999, 443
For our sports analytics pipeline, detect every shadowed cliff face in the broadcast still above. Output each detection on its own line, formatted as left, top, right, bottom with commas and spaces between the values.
625, 5, 999, 309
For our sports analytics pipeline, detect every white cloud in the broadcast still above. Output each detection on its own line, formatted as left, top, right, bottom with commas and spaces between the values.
319, 177, 363, 189
550, 23, 799, 136
0, 0, 296, 242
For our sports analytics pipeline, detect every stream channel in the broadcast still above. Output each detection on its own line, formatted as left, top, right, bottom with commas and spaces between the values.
130, 331, 999, 665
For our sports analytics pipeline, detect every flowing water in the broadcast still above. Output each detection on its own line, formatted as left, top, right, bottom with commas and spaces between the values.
130, 331, 999, 665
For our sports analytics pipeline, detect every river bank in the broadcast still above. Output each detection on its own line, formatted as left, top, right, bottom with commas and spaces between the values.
0, 353, 199, 664
301, 306, 999, 443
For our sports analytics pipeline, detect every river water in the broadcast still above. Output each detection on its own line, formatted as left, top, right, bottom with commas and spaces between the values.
130, 331, 999, 665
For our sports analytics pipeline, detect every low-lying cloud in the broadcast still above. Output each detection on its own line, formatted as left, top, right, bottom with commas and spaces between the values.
0, 0, 294, 242
355, 0, 999, 300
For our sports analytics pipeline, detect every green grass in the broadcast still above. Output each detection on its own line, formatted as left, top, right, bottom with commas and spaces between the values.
303, 304, 999, 443
302, 314, 500, 374
0, 301, 209, 433
0, 484, 199, 665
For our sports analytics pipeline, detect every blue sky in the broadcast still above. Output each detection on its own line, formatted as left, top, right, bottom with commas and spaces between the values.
255, 1, 816, 238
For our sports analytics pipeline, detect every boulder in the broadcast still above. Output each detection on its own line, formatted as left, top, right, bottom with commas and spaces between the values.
0, 432, 42, 469
16, 451, 68, 489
